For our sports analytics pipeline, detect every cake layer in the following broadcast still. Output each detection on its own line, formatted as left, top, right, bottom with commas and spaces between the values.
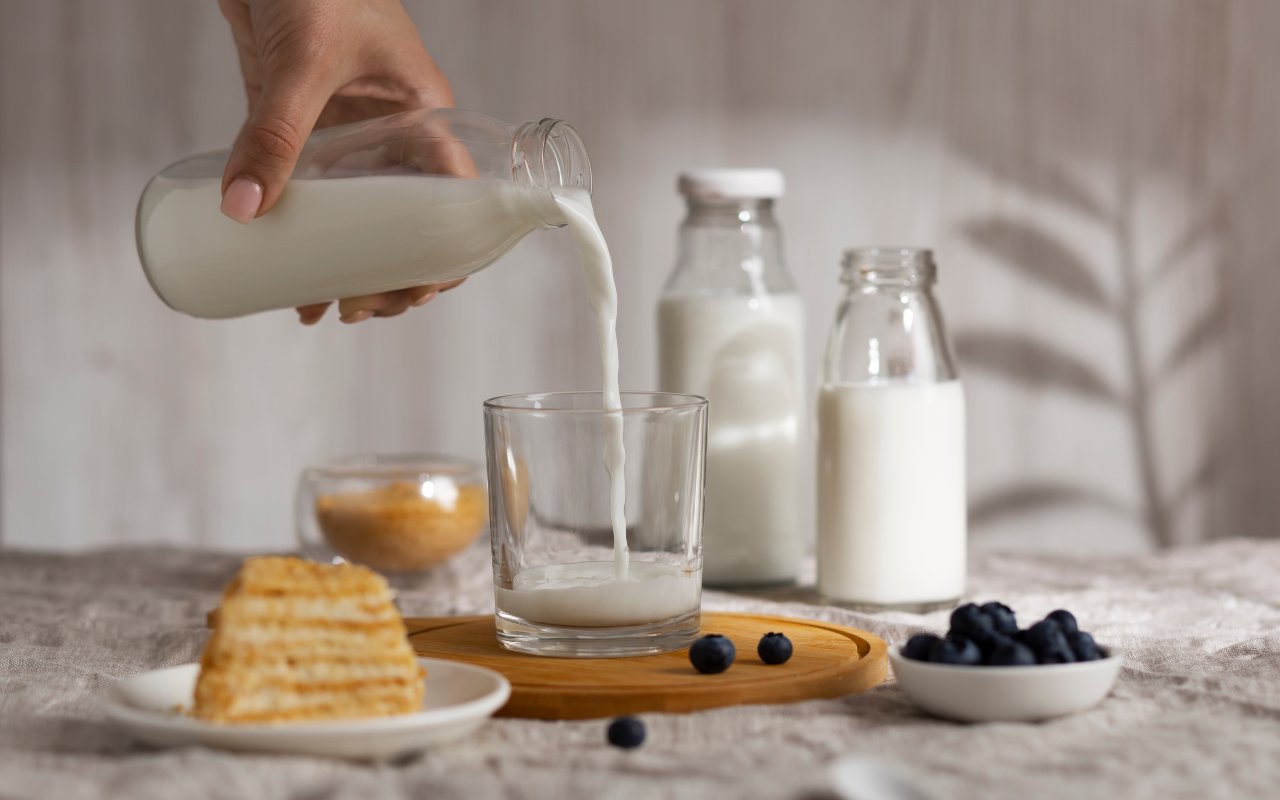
221, 597, 399, 623
198, 660, 423, 682
208, 625, 405, 647
199, 687, 423, 723
203, 643, 412, 662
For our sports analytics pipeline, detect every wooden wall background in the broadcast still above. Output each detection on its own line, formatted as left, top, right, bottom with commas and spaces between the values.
2, 0, 1277, 553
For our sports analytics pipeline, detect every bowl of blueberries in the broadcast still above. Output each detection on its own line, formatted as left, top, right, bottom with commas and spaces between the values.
889, 602, 1121, 723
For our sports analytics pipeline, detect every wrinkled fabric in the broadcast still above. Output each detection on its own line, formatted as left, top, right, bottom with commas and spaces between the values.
1, 541, 1277, 800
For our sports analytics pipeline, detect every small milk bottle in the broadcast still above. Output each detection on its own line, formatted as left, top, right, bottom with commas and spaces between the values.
816, 247, 966, 610
136, 108, 591, 319
657, 169, 805, 586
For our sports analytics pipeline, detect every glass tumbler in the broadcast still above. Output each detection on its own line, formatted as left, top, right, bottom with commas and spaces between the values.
484, 392, 707, 657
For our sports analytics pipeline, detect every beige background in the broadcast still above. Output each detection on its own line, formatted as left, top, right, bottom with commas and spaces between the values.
1, 0, 1276, 553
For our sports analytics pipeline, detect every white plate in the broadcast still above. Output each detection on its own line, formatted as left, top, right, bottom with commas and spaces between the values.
103, 658, 510, 760
889, 646, 1122, 723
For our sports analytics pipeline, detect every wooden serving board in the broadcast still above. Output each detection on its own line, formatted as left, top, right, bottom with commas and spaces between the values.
404, 612, 888, 720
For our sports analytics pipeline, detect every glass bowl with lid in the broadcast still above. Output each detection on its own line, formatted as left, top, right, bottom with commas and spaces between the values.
297, 454, 487, 575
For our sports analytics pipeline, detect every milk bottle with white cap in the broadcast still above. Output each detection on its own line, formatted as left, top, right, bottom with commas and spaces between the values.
817, 247, 966, 610
657, 169, 805, 586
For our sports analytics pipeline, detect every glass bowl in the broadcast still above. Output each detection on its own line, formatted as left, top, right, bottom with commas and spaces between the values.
297, 454, 487, 575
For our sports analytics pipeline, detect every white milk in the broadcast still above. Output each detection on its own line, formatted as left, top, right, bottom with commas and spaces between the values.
658, 293, 804, 584
816, 380, 966, 606
137, 174, 554, 319
552, 191, 629, 580
495, 562, 700, 627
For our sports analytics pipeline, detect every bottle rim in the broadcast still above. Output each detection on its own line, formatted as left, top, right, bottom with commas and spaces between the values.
514, 120, 592, 191
841, 246, 936, 285
510, 119, 592, 228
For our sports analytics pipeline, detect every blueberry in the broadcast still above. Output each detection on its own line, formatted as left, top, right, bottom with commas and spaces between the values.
929, 635, 982, 666
980, 602, 1018, 634
902, 633, 943, 662
689, 634, 736, 674
1041, 645, 1076, 664
975, 632, 1014, 661
1020, 620, 1058, 649
973, 623, 1011, 653
949, 603, 994, 641
987, 640, 1037, 666
1067, 630, 1102, 661
903, 633, 944, 661
606, 716, 646, 749
1046, 609, 1079, 636
757, 632, 793, 665
1023, 620, 1076, 664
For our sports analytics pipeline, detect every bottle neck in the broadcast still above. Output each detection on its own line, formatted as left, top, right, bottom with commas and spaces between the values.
512, 119, 592, 227
841, 246, 937, 291
825, 246, 957, 384
667, 198, 793, 296
684, 198, 778, 227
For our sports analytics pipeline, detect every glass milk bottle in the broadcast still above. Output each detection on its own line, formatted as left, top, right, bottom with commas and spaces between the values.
136, 108, 590, 318
817, 247, 966, 610
657, 169, 805, 586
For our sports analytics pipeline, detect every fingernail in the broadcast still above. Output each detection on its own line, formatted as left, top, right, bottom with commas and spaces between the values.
411, 291, 438, 308
220, 176, 263, 224
340, 310, 373, 324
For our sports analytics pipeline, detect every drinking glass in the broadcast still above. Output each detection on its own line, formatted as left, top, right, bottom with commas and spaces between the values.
484, 391, 707, 657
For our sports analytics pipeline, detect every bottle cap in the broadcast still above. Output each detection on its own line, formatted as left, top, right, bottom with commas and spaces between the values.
677, 168, 784, 200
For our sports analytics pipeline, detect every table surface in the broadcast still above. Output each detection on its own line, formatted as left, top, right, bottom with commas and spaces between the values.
2, 540, 1277, 800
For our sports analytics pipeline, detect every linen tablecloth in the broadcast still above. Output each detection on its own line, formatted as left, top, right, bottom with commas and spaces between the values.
1, 540, 1277, 799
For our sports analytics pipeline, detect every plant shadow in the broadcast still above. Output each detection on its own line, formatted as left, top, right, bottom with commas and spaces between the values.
951, 145, 1227, 546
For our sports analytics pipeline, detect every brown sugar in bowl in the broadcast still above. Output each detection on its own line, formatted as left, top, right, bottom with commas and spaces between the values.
316, 481, 487, 573
297, 455, 488, 574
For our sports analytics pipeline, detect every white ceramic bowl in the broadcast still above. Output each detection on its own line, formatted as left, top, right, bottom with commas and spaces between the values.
889, 646, 1122, 723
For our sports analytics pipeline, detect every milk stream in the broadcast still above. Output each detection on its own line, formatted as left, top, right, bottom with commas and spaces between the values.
816, 380, 967, 605
552, 190, 629, 581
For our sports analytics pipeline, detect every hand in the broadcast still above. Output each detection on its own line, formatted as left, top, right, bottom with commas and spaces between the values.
217, 0, 461, 324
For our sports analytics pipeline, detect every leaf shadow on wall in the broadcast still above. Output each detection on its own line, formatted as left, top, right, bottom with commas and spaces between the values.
952, 145, 1226, 548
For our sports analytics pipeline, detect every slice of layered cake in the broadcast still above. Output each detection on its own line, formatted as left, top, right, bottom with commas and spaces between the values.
194, 556, 424, 723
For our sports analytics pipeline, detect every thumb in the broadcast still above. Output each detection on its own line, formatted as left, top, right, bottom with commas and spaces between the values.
220, 74, 330, 223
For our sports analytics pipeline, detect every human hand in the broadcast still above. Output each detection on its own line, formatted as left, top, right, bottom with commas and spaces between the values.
217, 0, 460, 324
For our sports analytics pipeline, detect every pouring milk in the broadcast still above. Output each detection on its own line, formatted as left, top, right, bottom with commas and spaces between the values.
495, 190, 702, 628
136, 110, 685, 625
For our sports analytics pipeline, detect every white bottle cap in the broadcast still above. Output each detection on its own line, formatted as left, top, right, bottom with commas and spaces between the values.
677, 168, 785, 200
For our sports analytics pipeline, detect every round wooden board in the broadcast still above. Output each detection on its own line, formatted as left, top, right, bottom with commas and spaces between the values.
404, 612, 888, 720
